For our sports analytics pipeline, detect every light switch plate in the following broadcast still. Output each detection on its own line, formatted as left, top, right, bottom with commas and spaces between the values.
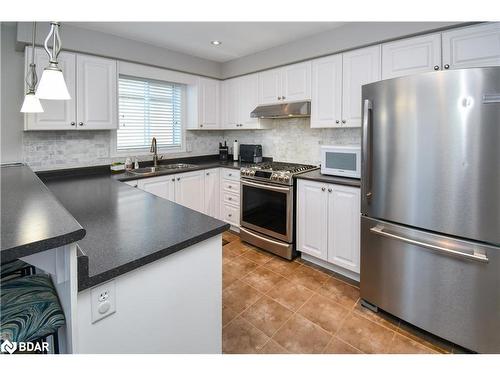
90, 280, 116, 323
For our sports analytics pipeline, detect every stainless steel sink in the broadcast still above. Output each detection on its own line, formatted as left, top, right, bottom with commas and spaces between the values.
129, 164, 198, 175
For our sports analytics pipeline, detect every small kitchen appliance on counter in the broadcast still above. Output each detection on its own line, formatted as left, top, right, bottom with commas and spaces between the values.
219, 141, 228, 161
239, 144, 263, 164
320, 145, 361, 178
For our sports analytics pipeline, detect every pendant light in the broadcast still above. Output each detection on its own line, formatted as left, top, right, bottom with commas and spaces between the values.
36, 22, 71, 100
20, 22, 43, 113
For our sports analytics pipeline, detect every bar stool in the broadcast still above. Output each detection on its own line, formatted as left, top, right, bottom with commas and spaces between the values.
0, 274, 65, 354
1, 259, 36, 280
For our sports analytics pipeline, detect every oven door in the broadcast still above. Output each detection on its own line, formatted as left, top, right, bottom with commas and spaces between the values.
240, 179, 293, 243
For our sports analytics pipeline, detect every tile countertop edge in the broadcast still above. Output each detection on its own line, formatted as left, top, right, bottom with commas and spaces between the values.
76, 223, 229, 291
294, 169, 361, 187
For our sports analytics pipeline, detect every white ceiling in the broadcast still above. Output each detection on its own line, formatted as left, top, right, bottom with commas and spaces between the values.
72, 22, 345, 62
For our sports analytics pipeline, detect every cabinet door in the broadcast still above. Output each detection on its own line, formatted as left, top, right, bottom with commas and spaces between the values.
442, 22, 500, 69
382, 33, 442, 79
342, 45, 381, 128
258, 68, 282, 104
25, 47, 76, 130
198, 78, 220, 128
311, 55, 342, 128
137, 175, 176, 201
76, 54, 117, 130
282, 61, 312, 102
238, 74, 260, 128
223, 78, 239, 129
204, 168, 220, 218
175, 170, 205, 212
297, 179, 328, 261
327, 185, 360, 273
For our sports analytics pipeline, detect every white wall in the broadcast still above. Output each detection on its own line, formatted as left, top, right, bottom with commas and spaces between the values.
1, 23, 24, 163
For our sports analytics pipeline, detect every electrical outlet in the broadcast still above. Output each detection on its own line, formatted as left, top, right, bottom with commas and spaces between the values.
90, 280, 116, 323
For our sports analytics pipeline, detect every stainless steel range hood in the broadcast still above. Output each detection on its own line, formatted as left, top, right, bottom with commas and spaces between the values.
250, 101, 311, 119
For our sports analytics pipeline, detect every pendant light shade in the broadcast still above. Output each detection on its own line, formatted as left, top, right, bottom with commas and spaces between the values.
36, 21, 71, 100
21, 92, 44, 113
36, 68, 70, 100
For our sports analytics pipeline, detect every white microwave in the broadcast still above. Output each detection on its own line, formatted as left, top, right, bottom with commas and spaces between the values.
320, 145, 361, 178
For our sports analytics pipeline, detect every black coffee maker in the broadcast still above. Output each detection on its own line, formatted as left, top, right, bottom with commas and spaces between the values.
219, 141, 229, 161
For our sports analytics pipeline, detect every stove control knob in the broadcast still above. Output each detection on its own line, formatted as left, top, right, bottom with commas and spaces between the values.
278, 175, 285, 182
284, 175, 291, 183
250, 170, 255, 176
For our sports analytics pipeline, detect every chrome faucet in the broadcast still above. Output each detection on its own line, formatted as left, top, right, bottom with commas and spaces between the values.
150, 137, 162, 167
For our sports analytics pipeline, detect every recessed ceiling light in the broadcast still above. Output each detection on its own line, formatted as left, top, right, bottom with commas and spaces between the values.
210, 40, 222, 46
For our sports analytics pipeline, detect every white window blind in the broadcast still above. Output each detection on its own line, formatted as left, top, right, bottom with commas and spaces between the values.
117, 76, 184, 151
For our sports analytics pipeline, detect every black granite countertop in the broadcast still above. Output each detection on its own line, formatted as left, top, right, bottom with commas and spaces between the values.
39, 159, 230, 291
1, 164, 86, 263
295, 169, 361, 187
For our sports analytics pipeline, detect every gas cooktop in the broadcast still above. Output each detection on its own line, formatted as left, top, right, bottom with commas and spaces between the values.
241, 161, 318, 186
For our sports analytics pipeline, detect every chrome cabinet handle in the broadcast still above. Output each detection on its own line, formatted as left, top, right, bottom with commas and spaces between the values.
200, 124, 203, 128
228, 197, 232, 201
433, 65, 440, 70
328, 188, 332, 193
71, 121, 76, 126
277, 96, 281, 100
171, 178, 175, 182
177, 177, 180, 181
282, 96, 286, 100
342, 120, 346, 124
228, 173, 232, 176
362, 99, 373, 201
370, 226, 489, 263
228, 213, 232, 217
206, 172, 210, 176
444, 64, 450, 69
78, 122, 84, 126
228, 185, 232, 189
335, 120, 340, 124
321, 187, 326, 192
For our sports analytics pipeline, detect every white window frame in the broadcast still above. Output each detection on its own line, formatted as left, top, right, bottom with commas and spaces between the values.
111, 62, 197, 157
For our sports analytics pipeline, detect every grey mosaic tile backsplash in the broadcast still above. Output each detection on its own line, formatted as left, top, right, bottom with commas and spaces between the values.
22, 118, 360, 171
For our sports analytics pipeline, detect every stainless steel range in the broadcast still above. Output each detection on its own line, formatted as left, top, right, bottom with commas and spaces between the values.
239, 161, 318, 259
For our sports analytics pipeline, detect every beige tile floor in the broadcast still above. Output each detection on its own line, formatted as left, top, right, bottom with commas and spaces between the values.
221, 231, 470, 354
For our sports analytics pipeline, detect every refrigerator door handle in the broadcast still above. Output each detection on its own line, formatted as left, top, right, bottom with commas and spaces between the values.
362, 99, 373, 201
370, 226, 489, 263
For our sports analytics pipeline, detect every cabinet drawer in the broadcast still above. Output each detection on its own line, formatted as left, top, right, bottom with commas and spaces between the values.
222, 203, 240, 227
222, 180, 240, 194
222, 191, 240, 206
221, 168, 240, 181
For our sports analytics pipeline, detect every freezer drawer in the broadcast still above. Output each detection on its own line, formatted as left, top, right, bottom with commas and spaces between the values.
361, 216, 500, 353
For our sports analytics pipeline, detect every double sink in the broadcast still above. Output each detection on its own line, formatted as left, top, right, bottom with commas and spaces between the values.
130, 163, 198, 176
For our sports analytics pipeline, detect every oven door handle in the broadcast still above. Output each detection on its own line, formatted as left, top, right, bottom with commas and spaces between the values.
241, 179, 292, 193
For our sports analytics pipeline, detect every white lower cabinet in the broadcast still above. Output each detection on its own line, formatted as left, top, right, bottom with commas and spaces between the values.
297, 179, 360, 276
136, 170, 206, 214
220, 168, 240, 228
204, 168, 220, 219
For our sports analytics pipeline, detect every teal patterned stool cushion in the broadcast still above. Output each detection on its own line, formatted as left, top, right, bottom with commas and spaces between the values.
0, 260, 31, 279
0, 274, 65, 344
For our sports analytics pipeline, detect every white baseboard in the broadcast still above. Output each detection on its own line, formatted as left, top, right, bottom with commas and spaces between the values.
301, 253, 360, 283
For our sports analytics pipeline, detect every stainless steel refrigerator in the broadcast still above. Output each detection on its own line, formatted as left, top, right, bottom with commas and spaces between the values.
360, 67, 500, 353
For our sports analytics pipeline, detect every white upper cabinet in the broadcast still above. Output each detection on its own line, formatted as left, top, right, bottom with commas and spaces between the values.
221, 74, 264, 130
442, 22, 500, 69
382, 33, 442, 79
310, 54, 342, 128
281, 61, 312, 102
297, 179, 329, 261
258, 62, 311, 105
76, 55, 117, 130
342, 45, 381, 128
327, 185, 360, 273
24, 48, 117, 131
238, 74, 259, 127
204, 168, 220, 219
24, 48, 77, 130
258, 68, 282, 104
197, 77, 220, 129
